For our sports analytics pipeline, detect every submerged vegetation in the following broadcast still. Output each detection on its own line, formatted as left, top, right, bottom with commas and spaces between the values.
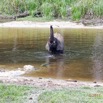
0, 0, 103, 21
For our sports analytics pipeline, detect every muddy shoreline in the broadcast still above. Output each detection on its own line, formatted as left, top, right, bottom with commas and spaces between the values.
0, 21, 103, 29
0, 76, 103, 88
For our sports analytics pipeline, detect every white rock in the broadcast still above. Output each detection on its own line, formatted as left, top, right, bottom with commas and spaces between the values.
23, 65, 35, 72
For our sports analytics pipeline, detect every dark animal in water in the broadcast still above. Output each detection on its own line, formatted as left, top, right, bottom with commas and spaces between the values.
45, 25, 64, 54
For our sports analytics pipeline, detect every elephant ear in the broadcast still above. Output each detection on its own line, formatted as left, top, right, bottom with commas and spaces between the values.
50, 25, 54, 43
54, 33, 64, 51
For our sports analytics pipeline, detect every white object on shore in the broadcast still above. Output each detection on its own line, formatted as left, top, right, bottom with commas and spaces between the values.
0, 70, 25, 77
0, 65, 35, 77
23, 65, 35, 72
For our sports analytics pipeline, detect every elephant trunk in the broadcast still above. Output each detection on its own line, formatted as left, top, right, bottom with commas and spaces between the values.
50, 25, 54, 43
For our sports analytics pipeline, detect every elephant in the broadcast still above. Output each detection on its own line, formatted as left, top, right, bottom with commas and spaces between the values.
45, 25, 64, 54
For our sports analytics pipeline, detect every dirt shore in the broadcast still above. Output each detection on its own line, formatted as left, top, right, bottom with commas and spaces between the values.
0, 76, 103, 89
0, 20, 103, 29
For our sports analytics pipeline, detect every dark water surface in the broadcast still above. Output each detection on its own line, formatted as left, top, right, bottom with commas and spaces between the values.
0, 27, 103, 81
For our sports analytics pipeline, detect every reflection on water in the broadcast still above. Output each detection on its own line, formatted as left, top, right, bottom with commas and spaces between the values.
45, 55, 64, 79
92, 33, 103, 81
0, 27, 103, 81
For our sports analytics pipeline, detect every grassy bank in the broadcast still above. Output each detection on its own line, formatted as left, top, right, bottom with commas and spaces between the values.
0, 0, 103, 21
0, 83, 33, 103
0, 83, 103, 103
38, 86, 103, 103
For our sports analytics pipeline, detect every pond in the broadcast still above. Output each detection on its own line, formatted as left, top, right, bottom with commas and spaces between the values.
0, 27, 103, 82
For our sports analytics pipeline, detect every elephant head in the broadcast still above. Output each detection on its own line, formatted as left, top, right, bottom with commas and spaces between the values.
46, 25, 64, 54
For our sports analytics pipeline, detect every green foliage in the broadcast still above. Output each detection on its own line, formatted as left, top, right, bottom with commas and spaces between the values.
71, 6, 83, 20
0, 0, 74, 18
1, 0, 27, 14
25, 0, 41, 16
52, 0, 67, 18
93, 0, 103, 16
41, 2, 54, 18
1, 0, 103, 20
71, 0, 103, 20
71, 0, 92, 20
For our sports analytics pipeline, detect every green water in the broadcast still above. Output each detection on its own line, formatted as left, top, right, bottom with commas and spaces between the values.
0, 27, 103, 81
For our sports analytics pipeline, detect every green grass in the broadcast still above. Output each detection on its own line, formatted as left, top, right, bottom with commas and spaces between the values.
1, 0, 103, 21
0, 83, 33, 103
38, 86, 103, 103
0, 82, 103, 103
71, 0, 103, 20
